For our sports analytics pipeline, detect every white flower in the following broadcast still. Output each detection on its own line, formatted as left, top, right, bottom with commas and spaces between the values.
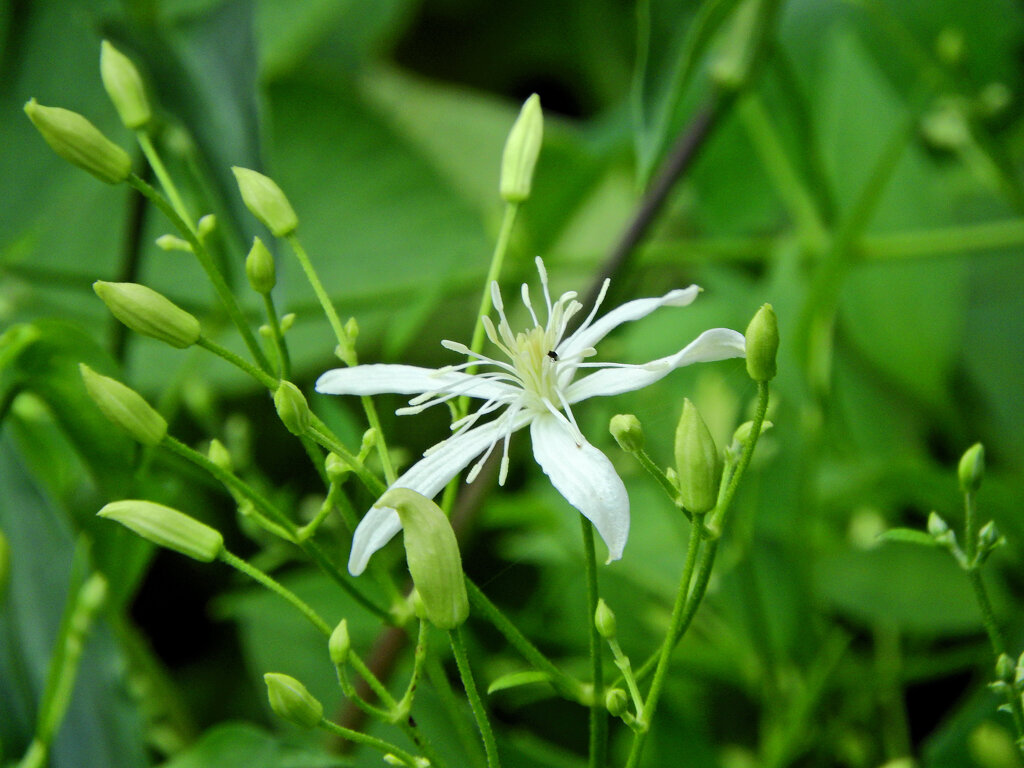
316, 258, 746, 575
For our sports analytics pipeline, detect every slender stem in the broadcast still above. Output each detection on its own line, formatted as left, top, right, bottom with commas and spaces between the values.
631, 448, 691, 521
465, 204, 519, 378
319, 718, 423, 766
136, 131, 193, 231
396, 620, 430, 717
427, 657, 489, 768
349, 648, 400, 710
608, 638, 645, 722
261, 292, 291, 379
197, 334, 278, 388
450, 626, 501, 768
582, 518, 608, 768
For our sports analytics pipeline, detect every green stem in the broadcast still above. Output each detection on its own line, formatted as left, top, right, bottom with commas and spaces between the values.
582, 518, 608, 768
427, 657, 489, 768
318, 718, 423, 766
261, 292, 291, 379
450, 626, 501, 768
349, 648, 400, 710
631, 448, 691, 521
197, 334, 278, 388
136, 131, 193, 231
608, 637, 645, 724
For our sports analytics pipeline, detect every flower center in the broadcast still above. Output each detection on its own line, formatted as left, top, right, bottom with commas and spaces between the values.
509, 325, 559, 406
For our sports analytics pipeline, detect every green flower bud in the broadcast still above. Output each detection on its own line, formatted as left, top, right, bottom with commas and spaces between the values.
935, 28, 964, 66
710, 0, 761, 90
274, 382, 310, 436
245, 237, 276, 294
500, 94, 543, 203
155, 234, 192, 252
232, 167, 298, 237
968, 722, 1019, 768
609, 414, 644, 453
380, 488, 469, 630
98, 500, 223, 562
263, 673, 323, 729
100, 41, 151, 130
78, 572, 109, 615
359, 428, 378, 459
605, 688, 629, 717
197, 214, 217, 240
996, 654, 1016, 682
208, 439, 233, 473
24, 99, 131, 184
674, 399, 722, 515
0, 528, 10, 598
325, 453, 350, 483
329, 619, 350, 666
80, 364, 167, 446
958, 442, 984, 493
94, 281, 201, 348
281, 313, 297, 333
594, 598, 617, 639
732, 419, 773, 446
745, 304, 778, 382
926, 511, 949, 538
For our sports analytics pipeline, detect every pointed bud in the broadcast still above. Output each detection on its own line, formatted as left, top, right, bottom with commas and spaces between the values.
94, 281, 201, 348
958, 443, 984, 493
325, 453, 350, 483
379, 488, 469, 630
996, 653, 1016, 682
98, 500, 223, 562
605, 688, 629, 717
609, 414, 644, 453
245, 237, 276, 294
197, 214, 217, 240
594, 598, 617, 639
500, 94, 543, 203
274, 382, 310, 436
24, 99, 131, 184
674, 400, 722, 514
80, 364, 167, 446
732, 419, 773, 446
745, 304, 778, 382
263, 673, 323, 728
155, 234, 192, 252
281, 313, 297, 333
232, 167, 298, 237
208, 439, 233, 473
329, 619, 351, 666
78, 573, 109, 615
100, 41, 151, 130
359, 428, 378, 458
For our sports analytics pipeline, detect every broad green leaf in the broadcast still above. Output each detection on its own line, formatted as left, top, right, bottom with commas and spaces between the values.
158, 721, 348, 767
878, 527, 941, 547
486, 669, 553, 696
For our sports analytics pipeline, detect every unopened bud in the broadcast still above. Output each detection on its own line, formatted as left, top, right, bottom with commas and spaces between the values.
208, 439, 233, 473
610, 414, 644, 453
24, 99, 131, 184
94, 281, 201, 348
98, 500, 223, 562
675, 399, 722, 514
232, 167, 298, 237
100, 41, 151, 129
345, 317, 359, 343
245, 237, 276, 294
594, 598, 617, 639
732, 419, 773, 446
745, 304, 778, 382
710, 0, 760, 90
274, 382, 310, 436
996, 654, 1015, 682
935, 28, 964, 66
500, 94, 543, 203
605, 688, 629, 717
78, 573, 109, 615
197, 214, 216, 240
927, 511, 950, 538
968, 721, 1019, 768
359, 428, 378, 458
958, 443, 984, 493
325, 453, 350, 483
155, 234, 192, 252
281, 313, 296, 333
263, 673, 323, 728
329, 619, 351, 666
80, 364, 167, 446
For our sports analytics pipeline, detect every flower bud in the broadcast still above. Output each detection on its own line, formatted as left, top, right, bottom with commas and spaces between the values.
674, 399, 722, 514
325, 453, 350, 483
197, 214, 217, 240
208, 439, 233, 473
605, 688, 629, 717
24, 99, 132, 184
100, 41, 151, 130
274, 382, 310, 436
155, 234, 192, 252
732, 419, 773, 446
500, 94, 543, 203
94, 281, 201, 348
926, 511, 949, 538
80, 364, 167, 446
98, 500, 223, 562
996, 653, 1016, 682
609, 414, 644, 453
935, 28, 964, 66
232, 167, 298, 237
245, 237, 276, 294
594, 598, 617, 639
329, 619, 351, 666
379, 488, 469, 630
745, 304, 778, 382
958, 442, 984, 493
78, 572, 109, 615
263, 673, 323, 728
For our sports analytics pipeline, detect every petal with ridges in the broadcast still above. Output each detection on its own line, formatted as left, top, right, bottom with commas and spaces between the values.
316, 364, 514, 401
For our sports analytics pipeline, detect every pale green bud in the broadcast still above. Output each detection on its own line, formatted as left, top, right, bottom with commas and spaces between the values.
155, 234, 192, 252
594, 598, 617, 639
329, 619, 350, 666
24, 99, 131, 184
94, 281, 201, 348
380, 488, 469, 630
968, 721, 1020, 768
935, 28, 964, 66
263, 673, 323, 728
732, 419, 773, 446
926, 511, 950, 538
232, 167, 298, 237
674, 399, 722, 514
80, 364, 167, 446
325, 453, 350, 483
958, 442, 984, 493
98, 500, 223, 562
78, 572, 109, 615
609, 414, 644, 453
500, 94, 543, 203
281, 313, 297, 333
245, 237, 276, 294
208, 439, 233, 473
605, 688, 629, 717
745, 304, 778, 382
274, 382, 310, 436
345, 317, 359, 343
197, 214, 216, 240
710, 0, 761, 90
359, 428, 378, 458
996, 654, 1015, 682
100, 41, 151, 130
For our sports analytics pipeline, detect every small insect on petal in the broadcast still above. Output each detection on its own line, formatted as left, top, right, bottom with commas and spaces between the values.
547, 350, 559, 360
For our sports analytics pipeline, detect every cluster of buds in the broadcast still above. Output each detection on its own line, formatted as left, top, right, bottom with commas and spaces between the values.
988, 652, 1024, 709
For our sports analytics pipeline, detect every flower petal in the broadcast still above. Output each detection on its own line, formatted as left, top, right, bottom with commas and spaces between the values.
559, 286, 701, 359
566, 328, 745, 403
529, 414, 629, 562
348, 413, 531, 574
316, 364, 513, 401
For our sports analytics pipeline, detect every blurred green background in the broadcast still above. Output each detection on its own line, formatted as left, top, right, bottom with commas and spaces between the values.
2, 0, 1024, 766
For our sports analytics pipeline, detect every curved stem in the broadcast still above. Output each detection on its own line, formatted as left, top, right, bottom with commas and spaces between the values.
319, 718, 422, 766
261, 292, 291, 379
582, 518, 608, 768
450, 626, 501, 768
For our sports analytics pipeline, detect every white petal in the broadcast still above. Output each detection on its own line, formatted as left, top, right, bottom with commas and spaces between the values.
566, 328, 746, 403
348, 413, 531, 574
529, 414, 629, 562
316, 364, 513, 401
559, 286, 701, 359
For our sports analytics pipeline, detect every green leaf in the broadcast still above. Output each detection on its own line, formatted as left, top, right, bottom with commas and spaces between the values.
486, 670, 553, 696
158, 721, 348, 768
877, 527, 941, 547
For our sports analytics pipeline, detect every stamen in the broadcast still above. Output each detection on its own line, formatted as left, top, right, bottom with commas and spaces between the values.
535, 256, 553, 314
521, 283, 540, 327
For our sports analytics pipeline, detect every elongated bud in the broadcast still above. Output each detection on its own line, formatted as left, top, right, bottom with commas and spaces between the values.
732, 419, 773, 446
594, 598, 617, 639
78, 573, 109, 615
232, 167, 298, 237
325, 453, 350, 484
100, 41, 151, 129
329, 619, 350, 666
80, 364, 167, 446
958, 442, 984, 493
675, 399, 722, 514
274, 382, 310, 436
926, 511, 950, 538
710, 0, 762, 90
94, 281, 201, 348
24, 99, 131, 184
98, 500, 223, 562
610, 414, 644, 453
379, 488, 469, 630
208, 439, 233, 472
263, 673, 323, 728
197, 214, 217, 240
745, 304, 778, 382
155, 234, 192, 252
605, 688, 629, 717
245, 237, 276, 294
500, 94, 543, 203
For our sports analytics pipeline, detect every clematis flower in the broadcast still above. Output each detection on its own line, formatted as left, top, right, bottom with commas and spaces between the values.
316, 258, 746, 575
